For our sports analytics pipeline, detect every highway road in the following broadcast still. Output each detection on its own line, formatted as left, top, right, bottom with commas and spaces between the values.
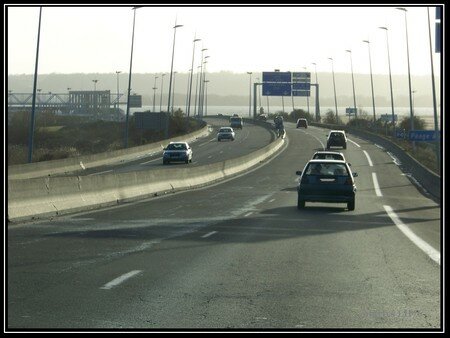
73, 117, 274, 176
7, 121, 441, 330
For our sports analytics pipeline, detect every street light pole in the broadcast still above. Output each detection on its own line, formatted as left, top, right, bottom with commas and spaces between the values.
328, 57, 339, 121
27, 6, 42, 163
167, 21, 183, 113
345, 50, 357, 118
379, 27, 396, 137
204, 79, 210, 116
152, 75, 158, 112
159, 73, 165, 112
172, 71, 177, 114
427, 6, 440, 172
194, 65, 201, 117
247, 71, 252, 117
196, 48, 207, 117
312, 62, 321, 121
187, 37, 201, 117
303, 66, 310, 114
363, 40, 376, 123
396, 7, 415, 149
200, 58, 210, 117
115, 71, 121, 109
124, 6, 141, 148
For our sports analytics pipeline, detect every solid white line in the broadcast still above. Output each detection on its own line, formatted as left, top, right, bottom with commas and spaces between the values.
100, 270, 142, 290
244, 212, 253, 217
348, 139, 361, 147
201, 231, 218, 238
88, 170, 113, 176
363, 150, 373, 167
140, 157, 162, 165
383, 205, 440, 265
372, 173, 383, 197
198, 138, 216, 147
268, 199, 276, 203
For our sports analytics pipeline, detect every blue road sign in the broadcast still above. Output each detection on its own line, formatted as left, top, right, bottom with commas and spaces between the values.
345, 107, 357, 116
262, 83, 291, 96
262, 71, 291, 83
409, 130, 440, 142
292, 72, 311, 82
292, 90, 310, 97
292, 82, 311, 91
396, 129, 407, 139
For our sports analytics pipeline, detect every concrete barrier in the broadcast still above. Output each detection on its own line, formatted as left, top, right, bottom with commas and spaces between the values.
8, 122, 209, 180
8, 137, 285, 223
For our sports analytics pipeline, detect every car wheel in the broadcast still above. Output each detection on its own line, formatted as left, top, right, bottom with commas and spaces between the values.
218, 138, 221, 142
326, 144, 330, 149
297, 197, 305, 209
163, 160, 168, 165
343, 143, 347, 149
347, 199, 355, 211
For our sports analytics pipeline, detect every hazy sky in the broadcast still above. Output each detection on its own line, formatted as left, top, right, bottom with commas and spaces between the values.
6, 4, 442, 77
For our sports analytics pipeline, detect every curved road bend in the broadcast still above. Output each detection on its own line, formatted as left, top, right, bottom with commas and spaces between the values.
7, 122, 441, 329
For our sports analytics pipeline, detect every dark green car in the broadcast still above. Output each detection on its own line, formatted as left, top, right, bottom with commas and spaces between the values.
296, 159, 358, 211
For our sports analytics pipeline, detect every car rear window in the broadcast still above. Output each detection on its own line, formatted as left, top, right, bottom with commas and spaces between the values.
167, 143, 187, 150
313, 153, 344, 160
305, 163, 349, 176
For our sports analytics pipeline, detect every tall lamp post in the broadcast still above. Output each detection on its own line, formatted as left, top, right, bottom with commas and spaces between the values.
204, 79, 210, 116
124, 6, 141, 148
92, 79, 99, 112
152, 75, 158, 112
247, 72, 252, 117
194, 65, 202, 117
167, 21, 183, 113
171, 71, 177, 114
328, 57, 339, 121
27, 6, 42, 163
303, 66, 310, 114
396, 7, 414, 149
187, 37, 201, 117
312, 62, 321, 121
159, 73, 165, 112
363, 40, 376, 123
345, 50, 357, 118
379, 26, 396, 137
427, 6, 440, 171
115, 71, 121, 109
200, 57, 210, 117
196, 48, 208, 116
256, 77, 262, 111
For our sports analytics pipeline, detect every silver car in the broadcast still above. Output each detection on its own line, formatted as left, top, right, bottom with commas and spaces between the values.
162, 141, 193, 164
217, 127, 235, 141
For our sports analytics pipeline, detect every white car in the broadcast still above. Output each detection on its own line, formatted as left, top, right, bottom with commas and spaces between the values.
217, 127, 235, 141
312, 151, 351, 166
162, 142, 193, 164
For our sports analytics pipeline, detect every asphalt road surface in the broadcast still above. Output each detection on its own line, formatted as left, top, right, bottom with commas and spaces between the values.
75, 117, 274, 176
7, 122, 441, 330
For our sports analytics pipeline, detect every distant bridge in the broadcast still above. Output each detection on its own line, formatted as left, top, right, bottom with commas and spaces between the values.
7, 91, 124, 109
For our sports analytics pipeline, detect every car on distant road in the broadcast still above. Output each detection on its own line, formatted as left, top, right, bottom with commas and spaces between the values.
296, 159, 357, 210
162, 141, 193, 164
217, 127, 235, 141
311, 150, 350, 165
296, 118, 308, 128
326, 130, 347, 149
230, 116, 243, 129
